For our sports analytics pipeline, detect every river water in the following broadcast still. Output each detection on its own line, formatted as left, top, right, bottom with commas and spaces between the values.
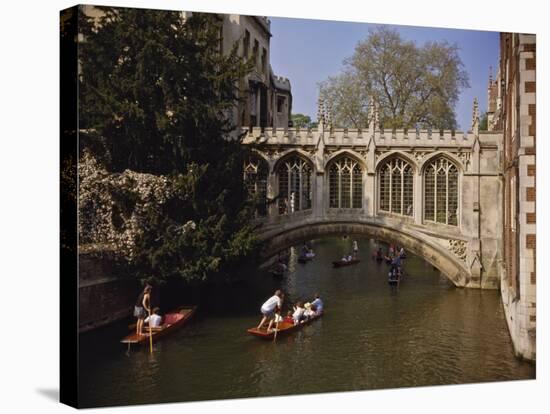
79, 237, 535, 408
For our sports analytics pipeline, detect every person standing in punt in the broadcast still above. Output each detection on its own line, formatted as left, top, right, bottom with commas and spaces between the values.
257, 290, 284, 330
134, 285, 152, 336
353, 240, 359, 257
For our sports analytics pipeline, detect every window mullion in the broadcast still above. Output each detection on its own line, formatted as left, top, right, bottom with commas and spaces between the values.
434, 168, 438, 223
389, 166, 393, 213
401, 168, 405, 215
446, 167, 449, 225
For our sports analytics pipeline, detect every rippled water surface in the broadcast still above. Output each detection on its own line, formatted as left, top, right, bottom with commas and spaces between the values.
79, 238, 535, 407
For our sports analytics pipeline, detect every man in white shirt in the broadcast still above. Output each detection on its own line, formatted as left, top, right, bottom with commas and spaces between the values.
257, 290, 283, 330
144, 307, 162, 328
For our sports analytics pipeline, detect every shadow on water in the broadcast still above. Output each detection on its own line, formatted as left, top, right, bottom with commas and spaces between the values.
78, 237, 535, 408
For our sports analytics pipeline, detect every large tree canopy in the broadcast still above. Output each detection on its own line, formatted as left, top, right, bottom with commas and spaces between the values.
79, 8, 251, 174
78, 8, 259, 284
319, 27, 470, 130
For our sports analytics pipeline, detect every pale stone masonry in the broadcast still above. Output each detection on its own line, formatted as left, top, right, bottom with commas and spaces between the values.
243, 100, 503, 290
493, 33, 536, 361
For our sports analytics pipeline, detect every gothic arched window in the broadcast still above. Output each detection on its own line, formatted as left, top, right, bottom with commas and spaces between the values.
328, 157, 363, 209
424, 157, 459, 225
378, 157, 414, 216
244, 156, 268, 216
277, 155, 312, 214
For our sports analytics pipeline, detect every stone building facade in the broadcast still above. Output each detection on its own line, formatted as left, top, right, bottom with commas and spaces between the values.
182, 12, 292, 130
491, 33, 536, 361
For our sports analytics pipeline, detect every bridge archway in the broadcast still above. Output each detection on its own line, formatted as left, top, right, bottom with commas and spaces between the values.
259, 220, 470, 287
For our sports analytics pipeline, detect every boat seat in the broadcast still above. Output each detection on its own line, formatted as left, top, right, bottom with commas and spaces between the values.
164, 313, 183, 325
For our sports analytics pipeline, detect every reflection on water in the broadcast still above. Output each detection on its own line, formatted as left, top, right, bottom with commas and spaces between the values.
79, 238, 535, 407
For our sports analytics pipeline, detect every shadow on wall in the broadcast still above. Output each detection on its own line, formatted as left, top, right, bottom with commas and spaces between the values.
36, 388, 59, 402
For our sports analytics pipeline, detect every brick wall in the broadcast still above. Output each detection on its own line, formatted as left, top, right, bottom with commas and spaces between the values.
497, 33, 536, 360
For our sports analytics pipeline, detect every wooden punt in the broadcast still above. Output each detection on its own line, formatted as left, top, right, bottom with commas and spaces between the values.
332, 259, 360, 268
388, 270, 403, 285
269, 263, 288, 278
298, 252, 315, 263
247, 313, 323, 340
388, 275, 400, 285
121, 305, 197, 345
270, 268, 286, 278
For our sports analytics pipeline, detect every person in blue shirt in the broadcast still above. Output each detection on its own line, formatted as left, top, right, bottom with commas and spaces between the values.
311, 293, 324, 315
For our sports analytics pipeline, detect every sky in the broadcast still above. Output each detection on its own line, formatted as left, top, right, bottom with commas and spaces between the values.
269, 17, 499, 131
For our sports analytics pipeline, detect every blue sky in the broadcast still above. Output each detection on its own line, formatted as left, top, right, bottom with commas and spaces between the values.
269, 17, 499, 131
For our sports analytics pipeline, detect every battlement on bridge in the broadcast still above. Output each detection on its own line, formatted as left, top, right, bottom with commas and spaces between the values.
243, 127, 502, 149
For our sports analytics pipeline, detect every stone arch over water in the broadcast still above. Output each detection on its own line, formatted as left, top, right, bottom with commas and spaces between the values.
259, 220, 470, 287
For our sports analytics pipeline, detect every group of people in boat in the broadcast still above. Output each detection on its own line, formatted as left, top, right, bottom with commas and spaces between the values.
372, 244, 406, 262
300, 243, 315, 258
339, 240, 359, 262
257, 289, 324, 332
340, 254, 355, 263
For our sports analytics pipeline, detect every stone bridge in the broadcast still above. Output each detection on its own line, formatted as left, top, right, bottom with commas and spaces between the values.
242, 101, 503, 288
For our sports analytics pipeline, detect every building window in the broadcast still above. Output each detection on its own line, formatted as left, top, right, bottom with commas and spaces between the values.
261, 48, 267, 75
277, 96, 285, 113
244, 156, 268, 217
243, 30, 250, 58
424, 157, 459, 225
253, 39, 259, 66
378, 157, 413, 216
329, 157, 363, 209
277, 155, 312, 214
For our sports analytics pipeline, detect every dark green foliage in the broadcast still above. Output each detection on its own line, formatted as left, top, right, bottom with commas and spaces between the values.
79, 8, 251, 174
79, 7, 260, 283
291, 113, 313, 128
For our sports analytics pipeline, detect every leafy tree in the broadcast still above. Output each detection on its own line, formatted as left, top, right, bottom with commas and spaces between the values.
291, 113, 313, 128
319, 27, 469, 129
78, 7, 260, 283
318, 71, 369, 128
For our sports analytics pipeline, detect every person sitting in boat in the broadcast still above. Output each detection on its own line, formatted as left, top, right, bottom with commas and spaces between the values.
347, 254, 353, 261
311, 293, 324, 314
303, 303, 316, 320
257, 290, 284, 330
292, 302, 306, 324
341, 255, 348, 262
144, 307, 162, 328
283, 310, 294, 324
267, 307, 283, 332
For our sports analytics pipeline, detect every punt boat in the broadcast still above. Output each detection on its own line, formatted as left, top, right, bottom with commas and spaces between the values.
121, 305, 197, 345
247, 313, 323, 340
332, 258, 360, 268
